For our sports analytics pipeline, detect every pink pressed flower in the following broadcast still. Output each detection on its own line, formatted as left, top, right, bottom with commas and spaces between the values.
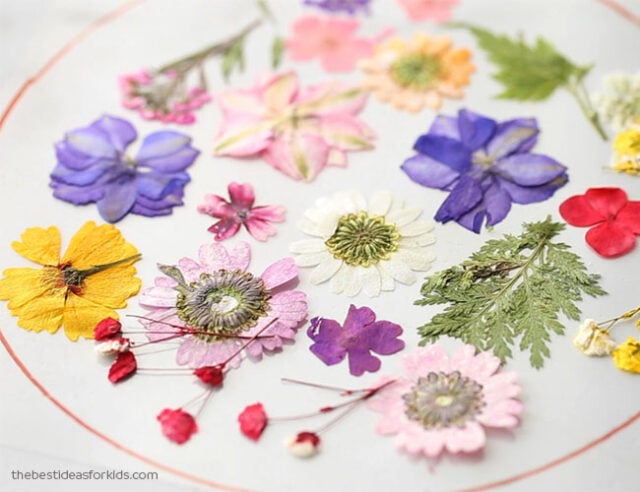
212, 71, 375, 181
138, 242, 308, 368
198, 183, 286, 242
396, 0, 459, 22
157, 408, 198, 444
286, 15, 377, 72
238, 403, 268, 441
368, 345, 523, 458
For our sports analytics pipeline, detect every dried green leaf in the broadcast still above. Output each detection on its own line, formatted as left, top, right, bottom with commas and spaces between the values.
271, 36, 285, 69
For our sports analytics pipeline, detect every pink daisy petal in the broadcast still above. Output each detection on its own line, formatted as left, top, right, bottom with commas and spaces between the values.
198, 242, 233, 271
261, 257, 298, 290
138, 285, 178, 308
227, 242, 252, 271
401, 344, 449, 376
177, 257, 205, 283
443, 421, 486, 454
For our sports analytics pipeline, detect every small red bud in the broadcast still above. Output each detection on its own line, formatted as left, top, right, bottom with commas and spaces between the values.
238, 403, 268, 441
94, 317, 122, 341
108, 351, 137, 383
193, 365, 225, 387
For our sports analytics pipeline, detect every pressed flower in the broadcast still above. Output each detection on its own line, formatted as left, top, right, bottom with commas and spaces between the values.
396, 0, 459, 22
290, 190, 436, 297
287, 432, 321, 458
197, 182, 286, 242
139, 241, 307, 368
359, 33, 474, 112
94, 317, 123, 341
402, 109, 568, 232
593, 72, 640, 132
108, 351, 137, 383
0, 222, 141, 341
50, 115, 199, 223
572, 319, 616, 357
559, 187, 640, 257
612, 126, 640, 176
212, 71, 375, 181
286, 15, 383, 72
612, 337, 640, 374
193, 366, 225, 387
368, 345, 523, 458
238, 403, 268, 441
157, 408, 199, 444
308, 305, 404, 375
303, 0, 372, 15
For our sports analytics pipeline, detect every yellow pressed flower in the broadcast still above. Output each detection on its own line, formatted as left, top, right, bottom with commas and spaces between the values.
612, 127, 640, 176
612, 337, 640, 374
359, 33, 474, 112
0, 221, 141, 341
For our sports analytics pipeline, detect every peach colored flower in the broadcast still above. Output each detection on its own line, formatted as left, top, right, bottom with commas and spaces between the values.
397, 0, 459, 22
359, 33, 474, 112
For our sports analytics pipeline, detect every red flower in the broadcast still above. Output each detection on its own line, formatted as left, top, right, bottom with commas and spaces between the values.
238, 403, 268, 441
193, 365, 225, 387
94, 317, 122, 341
559, 187, 640, 257
108, 351, 137, 383
157, 408, 198, 444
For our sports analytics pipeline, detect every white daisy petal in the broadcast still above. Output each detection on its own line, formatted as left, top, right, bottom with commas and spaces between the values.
297, 217, 322, 236
377, 264, 395, 291
380, 257, 417, 285
289, 238, 327, 254
400, 232, 436, 247
368, 191, 393, 216
317, 212, 341, 237
398, 220, 436, 237
294, 251, 331, 267
394, 249, 436, 271
309, 256, 342, 284
329, 263, 351, 294
387, 207, 426, 227
342, 267, 366, 297
361, 266, 382, 297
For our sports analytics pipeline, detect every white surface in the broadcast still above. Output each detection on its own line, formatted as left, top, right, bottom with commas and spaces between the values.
0, 1, 639, 491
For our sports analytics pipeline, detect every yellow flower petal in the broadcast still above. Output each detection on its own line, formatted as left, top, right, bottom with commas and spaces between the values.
0, 267, 62, 310
62, 221, 139, 269
11, 226, 61, 265
14, 294, 66, 334
81, 265, 141, 308
612, 337, 640, 374
62, 294, 120, 341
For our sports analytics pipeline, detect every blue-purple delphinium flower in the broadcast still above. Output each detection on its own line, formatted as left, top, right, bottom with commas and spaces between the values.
303, 0, 372, 15
401, 109, 568, 233
50, 115, 199, 223
307, 305, 404, 376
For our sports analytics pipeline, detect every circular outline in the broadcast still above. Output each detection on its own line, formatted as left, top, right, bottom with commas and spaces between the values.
0, 1, 638, 491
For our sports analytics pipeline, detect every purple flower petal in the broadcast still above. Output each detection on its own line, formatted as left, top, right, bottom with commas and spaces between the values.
307, 317, 348, 365
51, 182, 106, 205
486, 118, 539, 159
428, 114, 460, 139
55, 141, 116, 171
91, 115, 137, 153
365, 321, 405, 355
348, 349, 381, 376
137, 172, 190, 200
50, 162, 113, 186
483, 181, 513, 227
498, 175, 568, 204
434, 175, 483, 224
457, 109, 497, 151
136, 131, 200, 172
96, 175, 138, 223
401, 154, 460, 190
413, 134, 472, 173
63, 127, 119, 161
493, 153, 568, 186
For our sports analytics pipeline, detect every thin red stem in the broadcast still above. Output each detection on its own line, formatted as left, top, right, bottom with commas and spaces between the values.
280, 377, 368, 395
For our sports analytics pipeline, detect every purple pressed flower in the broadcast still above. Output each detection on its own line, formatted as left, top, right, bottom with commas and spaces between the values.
307, 305, 404, 376
50, 115, 199, 223
401, 109, 568, 233
303, 0, 372, 15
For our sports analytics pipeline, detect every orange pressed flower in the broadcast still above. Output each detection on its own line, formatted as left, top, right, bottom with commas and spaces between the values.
0, 221, 141, 341
359, 33, 474, 112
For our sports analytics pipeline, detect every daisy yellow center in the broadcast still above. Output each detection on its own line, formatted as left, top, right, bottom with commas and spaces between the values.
389, 52, 443, 90
403, 371, 485, 430
176, 269, 271, 342
325, 212, 400, 267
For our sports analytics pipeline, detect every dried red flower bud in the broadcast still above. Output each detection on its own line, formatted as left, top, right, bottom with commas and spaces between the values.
94, 317, 122, 341
157, 408, 198, 444
238, 402, 268, 441
287, 431, 321, 458
108, 351, 137, 383
193, 365, 225, 387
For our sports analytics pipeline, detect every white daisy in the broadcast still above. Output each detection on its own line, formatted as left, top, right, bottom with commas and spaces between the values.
290, 190, 436, 297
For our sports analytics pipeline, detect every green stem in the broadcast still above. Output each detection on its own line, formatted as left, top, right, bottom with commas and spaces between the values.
565, 78, 608, 141
78, 253, 141, 277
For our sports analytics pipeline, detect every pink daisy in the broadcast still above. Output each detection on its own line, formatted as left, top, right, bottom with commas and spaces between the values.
368, 344, 523, 458
197, 182, 286, 242
138, 242, 307, 368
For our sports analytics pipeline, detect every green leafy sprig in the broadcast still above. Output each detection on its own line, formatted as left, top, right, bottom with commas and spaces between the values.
453, 23, 608, 140
416, 218, 607, 368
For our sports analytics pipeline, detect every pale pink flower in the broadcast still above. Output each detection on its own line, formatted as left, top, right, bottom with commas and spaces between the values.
286, 15, 378, 72
368, 344, 523, 458
396, 0, 459, 22
198, 182, 286, 242
138, 242, 307, 368
212, 71, 375, 181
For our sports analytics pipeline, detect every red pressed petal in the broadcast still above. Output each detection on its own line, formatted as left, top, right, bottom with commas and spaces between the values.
615, 201, 640, 235
585, 187, 629, 216
585, 222, 637, 258
94, 317, 122, 341
227, 182, 255, 209
108, 351, 137, 383
193, 365, 225, 387
238, 403, 268, 441
294, 431, 321, 446
157, 408, 198, 444
559, 195, 604, 226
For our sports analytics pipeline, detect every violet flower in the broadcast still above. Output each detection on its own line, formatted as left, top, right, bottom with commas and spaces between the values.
401, 109, 568, 233
307, 305, 404, 376
303, 0, 372, 15
50, 115, 199, 223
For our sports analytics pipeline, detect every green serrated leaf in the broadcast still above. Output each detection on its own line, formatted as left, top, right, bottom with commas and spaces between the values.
415, 217, 607, 368
271, 36, 285, 69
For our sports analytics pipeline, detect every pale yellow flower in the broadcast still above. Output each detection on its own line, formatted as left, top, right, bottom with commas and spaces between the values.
572, 319, 616, 357
612, 126, 640, 176
612, 337, 640, 374
359, 33, 474, 112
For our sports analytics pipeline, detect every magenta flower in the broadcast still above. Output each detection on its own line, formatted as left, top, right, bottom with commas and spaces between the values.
308, 305, 405, 376
197, 183, 286, 242
368, 345, 523, 458
212, 71, 375, 181
286, 15, 381, 72
139, 242, 307, 368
